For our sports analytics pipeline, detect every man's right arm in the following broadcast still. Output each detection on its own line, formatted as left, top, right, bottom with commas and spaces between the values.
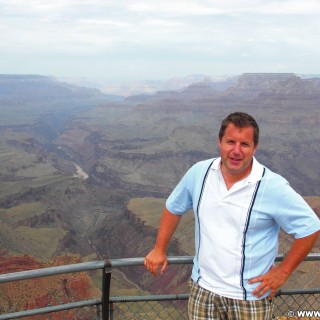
144, 207, 182, 276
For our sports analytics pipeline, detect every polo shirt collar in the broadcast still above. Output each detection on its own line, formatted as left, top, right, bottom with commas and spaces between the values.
248, 157, 265, 182
211, 156, 265, 183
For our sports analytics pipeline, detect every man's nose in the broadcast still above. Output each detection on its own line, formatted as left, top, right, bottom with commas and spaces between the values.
233, 143, 241, 154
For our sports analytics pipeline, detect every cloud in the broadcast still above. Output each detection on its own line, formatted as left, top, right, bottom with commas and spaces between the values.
127, 0, 320, 16
0, 0, 319, 78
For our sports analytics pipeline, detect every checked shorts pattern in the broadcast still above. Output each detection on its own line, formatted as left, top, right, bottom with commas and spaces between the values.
188, 280, 274, 320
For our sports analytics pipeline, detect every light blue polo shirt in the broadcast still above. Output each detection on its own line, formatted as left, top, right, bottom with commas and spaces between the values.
166, 157, 320, 300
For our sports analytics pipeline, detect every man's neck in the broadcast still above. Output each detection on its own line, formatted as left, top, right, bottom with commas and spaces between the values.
220, 161, 253, 190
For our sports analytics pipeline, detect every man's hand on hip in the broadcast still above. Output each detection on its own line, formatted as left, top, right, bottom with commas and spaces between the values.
249, 265, 289, 299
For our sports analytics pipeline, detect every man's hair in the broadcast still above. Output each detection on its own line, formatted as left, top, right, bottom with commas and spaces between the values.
219, 112, 259, 146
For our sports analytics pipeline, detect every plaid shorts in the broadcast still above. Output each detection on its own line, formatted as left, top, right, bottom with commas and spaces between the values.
188, 279, 274, 320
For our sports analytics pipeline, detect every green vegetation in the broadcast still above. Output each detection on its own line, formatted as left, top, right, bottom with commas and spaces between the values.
0, 175, 71, 197
15, 162, 58, 178
15, 226, 67, 259
0, 202, 47, 223
0, 126, 73, 197
0, 149, 38, 177
127, 197, 195, 254
0, 223, 66, 260
127, 197, 165, 227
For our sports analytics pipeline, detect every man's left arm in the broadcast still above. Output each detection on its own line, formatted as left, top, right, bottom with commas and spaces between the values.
249, 231, 319, 299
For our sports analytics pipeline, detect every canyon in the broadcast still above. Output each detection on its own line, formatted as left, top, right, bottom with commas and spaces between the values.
0, 74, 319, 315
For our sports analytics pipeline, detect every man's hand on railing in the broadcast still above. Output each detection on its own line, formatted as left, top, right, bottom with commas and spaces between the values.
144, 247, 168, 276
144, 208, 181, 276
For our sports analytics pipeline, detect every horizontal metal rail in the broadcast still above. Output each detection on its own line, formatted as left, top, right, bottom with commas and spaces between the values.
111, 293, 190, 303
109, 289, 320, 303
1, 253, 319, 284
0, 300, 101, 320
0, 260, 107, 283
0, 254, 319, 320
1, 290, 320, 320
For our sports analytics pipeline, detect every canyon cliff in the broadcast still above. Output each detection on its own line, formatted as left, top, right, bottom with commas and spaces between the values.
0, 252, 100, 319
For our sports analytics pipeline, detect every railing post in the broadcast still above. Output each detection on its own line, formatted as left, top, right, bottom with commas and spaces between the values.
110, 302, 114, 320
96, 304, 101, 320
102, 260, 112, 320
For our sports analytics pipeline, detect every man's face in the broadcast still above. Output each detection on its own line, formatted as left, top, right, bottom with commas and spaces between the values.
218, 123, 258, 180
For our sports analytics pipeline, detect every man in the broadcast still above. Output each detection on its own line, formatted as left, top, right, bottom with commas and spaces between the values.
144, 112, 320, 320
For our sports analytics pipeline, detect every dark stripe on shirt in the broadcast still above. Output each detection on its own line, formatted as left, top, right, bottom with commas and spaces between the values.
240, 167, 266, 300
195, 159, 214, 282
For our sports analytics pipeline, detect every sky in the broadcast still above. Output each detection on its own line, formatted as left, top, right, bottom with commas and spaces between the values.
1, 0, 320, 81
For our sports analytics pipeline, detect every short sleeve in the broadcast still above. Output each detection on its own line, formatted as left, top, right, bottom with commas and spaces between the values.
274, 182, 320, 238
166, 167, 194, 215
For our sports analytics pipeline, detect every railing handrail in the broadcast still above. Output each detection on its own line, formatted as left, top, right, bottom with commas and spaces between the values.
0, 253, 319, 320
0, 253, 319, 284
0, 260, 106, 283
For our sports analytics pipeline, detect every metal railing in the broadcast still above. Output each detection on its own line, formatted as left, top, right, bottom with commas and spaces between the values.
0, 254, 319, 319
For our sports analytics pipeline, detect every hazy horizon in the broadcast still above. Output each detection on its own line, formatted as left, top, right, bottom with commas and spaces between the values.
2, 72, 320, 97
